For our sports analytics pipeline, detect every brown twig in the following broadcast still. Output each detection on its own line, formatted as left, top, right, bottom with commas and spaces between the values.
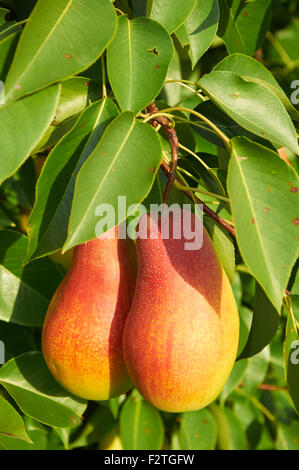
254, 47, 264, 63
161, 161, 236, 238
147, 102, 178, 204
147, 101, 236, 238
258, 383, 289, 392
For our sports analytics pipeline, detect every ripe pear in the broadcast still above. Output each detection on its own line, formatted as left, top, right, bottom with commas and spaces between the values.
123, 209, 239, 413
42, 227, 136, 400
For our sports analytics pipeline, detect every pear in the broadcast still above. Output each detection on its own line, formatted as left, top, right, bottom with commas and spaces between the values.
123, 209, 239, 412
42, 227, 136, 400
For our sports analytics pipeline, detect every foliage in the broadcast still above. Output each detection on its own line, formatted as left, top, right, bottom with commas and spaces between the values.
0, 0, 298, 451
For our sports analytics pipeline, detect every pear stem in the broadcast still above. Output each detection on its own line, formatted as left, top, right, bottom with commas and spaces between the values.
147, 102, 236, 238
161, 160, 236, 238
147, 102, 179, 204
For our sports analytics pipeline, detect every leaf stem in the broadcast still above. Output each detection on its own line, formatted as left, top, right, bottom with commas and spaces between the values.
101, 55, 107, 98
176, 166, 201, 184
114, 7, 125, 15
161, 160, 236, 237
175, 116, 219, 138
143, 112, 176, 128
160, 107, 231, 149
266, 31, 294, 70
164, 79, 207, 101
174, 181, 230, 202
250, 396, 276, 422
178, 142, 211, 171
235, 388, 276, 422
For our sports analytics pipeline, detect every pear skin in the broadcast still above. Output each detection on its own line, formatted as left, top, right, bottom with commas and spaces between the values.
42, 227, 136, 400
123, 209, 239, 412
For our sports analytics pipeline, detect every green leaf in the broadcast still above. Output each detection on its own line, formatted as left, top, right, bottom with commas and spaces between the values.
218, 0, 271, 56
291, 272, 299, 324
162, 46, 185, 107
0, 320, 34, 360
284, 307, 299, 414
32, 77, 103, 154
239, 282, 280, 359
199, 71, 299, 154
0, 230, 63, 326
210, 405, 247, 450
4, 0, 116, 102
107, 15, 173, 114
276, 422, 299, 450
0, 430, 47, 450
0, 395, 31, 443
237, 306, 252, 357
273, 19, 299, 63
0, 352, 87, 428
52, 77, 102, 127
232, 393, 263, 431
191, 100, 271, 149
119, 392, 164, 450
0, 7, 9, 25
178, 409, 217, 450
0, 85, 60, 185
69, 405, 116, 449
0, 7, 14, 34
242, 347, 270, 396
26, 98, 118, 262
292, 294, 299, 323
228, 137, 299, 312
64, 111, 162, 251
0, 28, 21, 81
204, 215, 235, 284
148, 0, 196, 34
262, 387, 297, 425
213, 53, 299, 122
52, 426, 72, 450
220, 359, 249, 404
0, 417, 51, 450
191, 102, 270, 152
0, 208, 14, 228
4, 2, 36, 22
176, 0, 219, 68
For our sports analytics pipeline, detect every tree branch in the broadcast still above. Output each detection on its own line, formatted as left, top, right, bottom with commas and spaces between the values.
147, 102, 178, 204
147, 102, 236, 238
161, 161, 236, 238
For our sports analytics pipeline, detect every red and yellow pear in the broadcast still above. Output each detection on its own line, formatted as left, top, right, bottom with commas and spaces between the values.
42, 227, 136, 400
123, 209, 239, 412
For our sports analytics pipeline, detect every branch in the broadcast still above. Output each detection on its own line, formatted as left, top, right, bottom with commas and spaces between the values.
147, 102, 178, 204
258, 383, 289, 392
161, 160, 236, 238
147, 101, 235, 238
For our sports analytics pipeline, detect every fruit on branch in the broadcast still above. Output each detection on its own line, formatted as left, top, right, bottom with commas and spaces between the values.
42, 227, 137, 400
123, 209, 239, 413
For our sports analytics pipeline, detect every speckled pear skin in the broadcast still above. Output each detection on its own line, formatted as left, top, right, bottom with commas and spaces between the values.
42, 228, 137, 400
123, 210, 239, 413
